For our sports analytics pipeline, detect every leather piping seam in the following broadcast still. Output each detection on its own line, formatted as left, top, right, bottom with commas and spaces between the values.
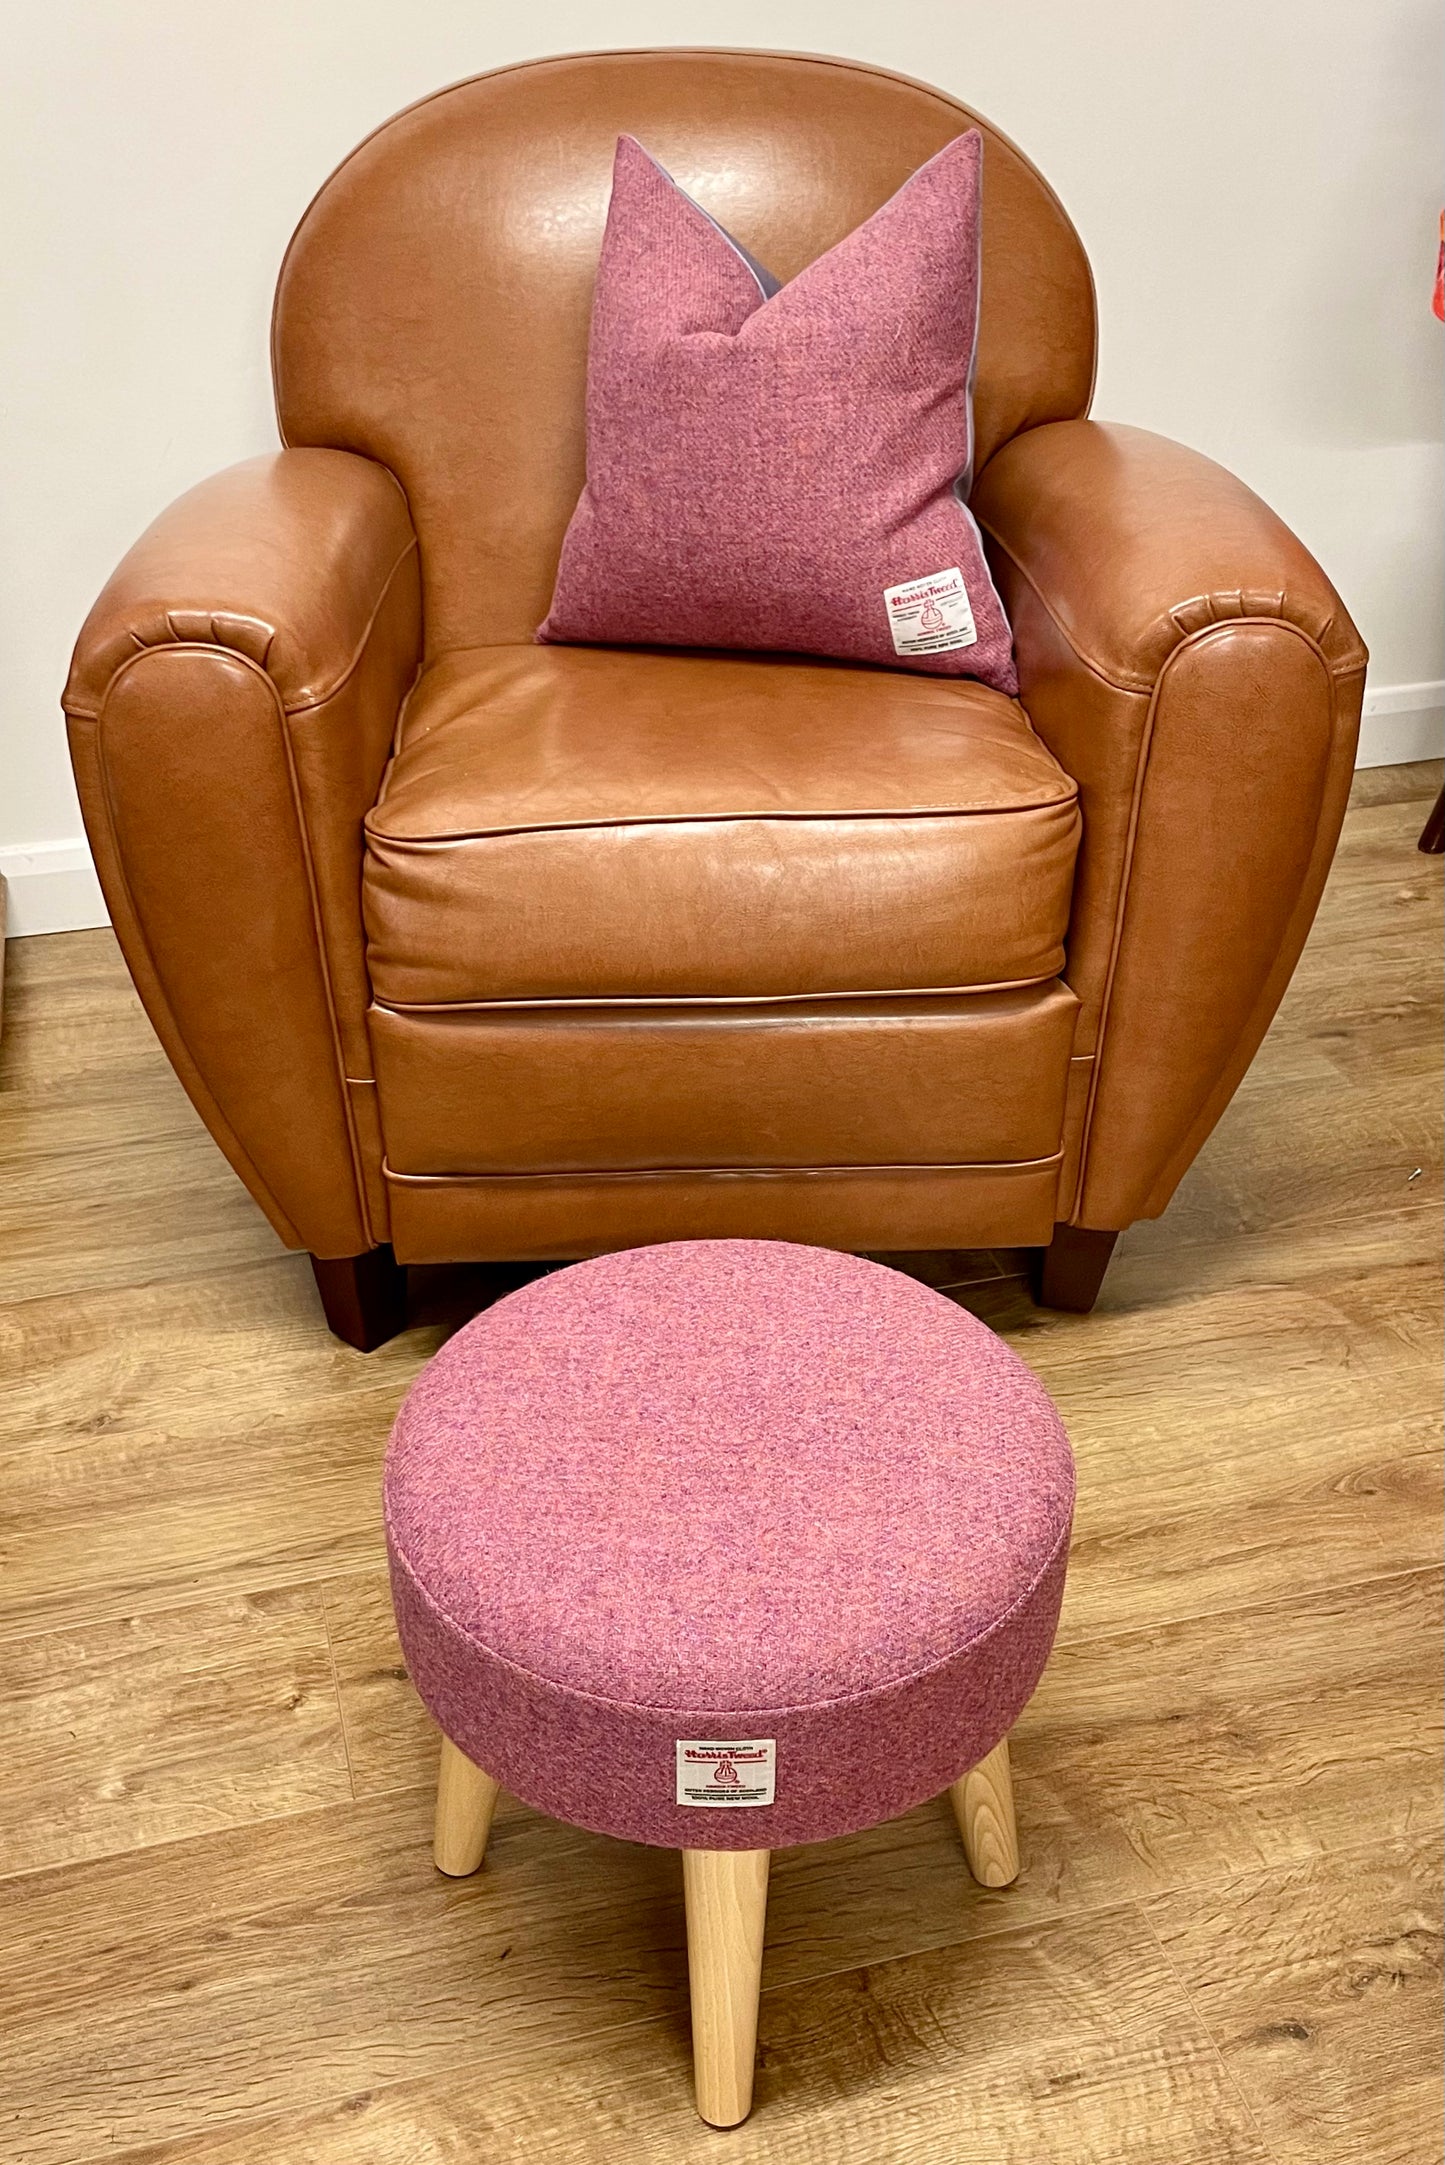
99, 640, 375, 1246
1070, 615, 1337, 1225
271, 49, 1095, 438
366, 794, 1081, 847
975, 518, 1369, 698
62, 533, 419, 723
368, 974, 1068, 1012
85, 697, 306, 1247
381, 1151, 1065, 1186
272, 667, 378, 1242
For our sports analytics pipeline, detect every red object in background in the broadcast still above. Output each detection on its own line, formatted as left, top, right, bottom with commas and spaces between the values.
1434, 209, 1444, 322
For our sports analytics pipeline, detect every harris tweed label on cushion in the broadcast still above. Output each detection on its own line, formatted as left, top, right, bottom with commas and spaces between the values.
884, 566, 979, 658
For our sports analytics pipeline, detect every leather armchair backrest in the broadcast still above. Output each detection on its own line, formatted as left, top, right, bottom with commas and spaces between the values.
273, 49, 1095, 657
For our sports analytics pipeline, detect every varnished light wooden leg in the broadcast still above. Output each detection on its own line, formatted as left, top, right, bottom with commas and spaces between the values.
950, 1737, 1020, 1888
433, 1733, 500, 1877
682, 1848, 770, 2127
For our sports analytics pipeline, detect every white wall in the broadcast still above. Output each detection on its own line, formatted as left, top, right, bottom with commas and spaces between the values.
3, 0, 1441, 931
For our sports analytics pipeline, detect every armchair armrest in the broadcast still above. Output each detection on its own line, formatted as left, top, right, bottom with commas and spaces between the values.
65, 450, 421, 1255
64, 450, 417, 719
974, 420, 1366, 691
973, 421, 1366, 1228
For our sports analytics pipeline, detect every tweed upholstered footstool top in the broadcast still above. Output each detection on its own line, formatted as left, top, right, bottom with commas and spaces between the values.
384, 1239, 1074, 2125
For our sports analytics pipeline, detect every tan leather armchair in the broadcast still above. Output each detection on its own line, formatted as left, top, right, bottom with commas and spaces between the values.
65, 52, 1367, 1348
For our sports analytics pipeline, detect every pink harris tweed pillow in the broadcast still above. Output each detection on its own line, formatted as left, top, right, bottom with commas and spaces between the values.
538, 130, 1017, 694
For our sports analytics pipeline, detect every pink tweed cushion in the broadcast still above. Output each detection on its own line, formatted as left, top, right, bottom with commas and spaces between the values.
385, 1242, 1072, 1850
537, 132, 1018, 694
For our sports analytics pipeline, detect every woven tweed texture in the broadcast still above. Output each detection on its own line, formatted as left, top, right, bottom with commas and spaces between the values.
538, 132, 1018, 693
385, 1240, 1072, 1850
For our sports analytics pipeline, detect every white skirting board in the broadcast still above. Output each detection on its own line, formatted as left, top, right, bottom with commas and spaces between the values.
0, 840, 108, 938
1354, 680, 1445, 769
3, 679, 1441, 939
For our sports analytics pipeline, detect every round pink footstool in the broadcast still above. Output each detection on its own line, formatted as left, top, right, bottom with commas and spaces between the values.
384, 1240, 1073, 2126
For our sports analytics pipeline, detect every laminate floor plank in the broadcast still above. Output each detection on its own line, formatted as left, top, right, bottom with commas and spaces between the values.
1113, 1075, 1440, 1263
0, 1787, 702, 2165
1020, 1569, 1442, 1899
322, 1572, 435, 1801
0, 1105, 284, 1304
1149, 1834, 1443, 2165
996, 1264, 1440, 1639
0, 926, 182, 1106
65, 1906, 1273, 2165
0, 1261, 427, 1641
1343, 757, 1442, 808
0, 1586, 352, 1877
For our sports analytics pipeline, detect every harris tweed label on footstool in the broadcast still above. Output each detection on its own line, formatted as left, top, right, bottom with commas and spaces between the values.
676, 1740, 776, 1806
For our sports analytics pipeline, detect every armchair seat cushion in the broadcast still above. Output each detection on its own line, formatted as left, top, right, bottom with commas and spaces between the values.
363, 646, 1080, 1005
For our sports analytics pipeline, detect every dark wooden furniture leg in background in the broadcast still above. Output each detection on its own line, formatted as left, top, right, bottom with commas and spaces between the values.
1033, 1225, 1119, 1313
1418, 787, 1445, 854
310, 1246, 408, 1351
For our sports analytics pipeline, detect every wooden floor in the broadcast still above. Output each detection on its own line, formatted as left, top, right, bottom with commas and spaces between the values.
1, 763, 1441, 2165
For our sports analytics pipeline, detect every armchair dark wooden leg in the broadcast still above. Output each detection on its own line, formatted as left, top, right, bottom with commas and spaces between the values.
310, 1245, 408, 1350
1418, 786, 1445, 854
1032, 1225, 1119, 1313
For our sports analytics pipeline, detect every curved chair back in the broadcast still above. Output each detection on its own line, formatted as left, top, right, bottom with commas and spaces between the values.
273, 49, 1095, 657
